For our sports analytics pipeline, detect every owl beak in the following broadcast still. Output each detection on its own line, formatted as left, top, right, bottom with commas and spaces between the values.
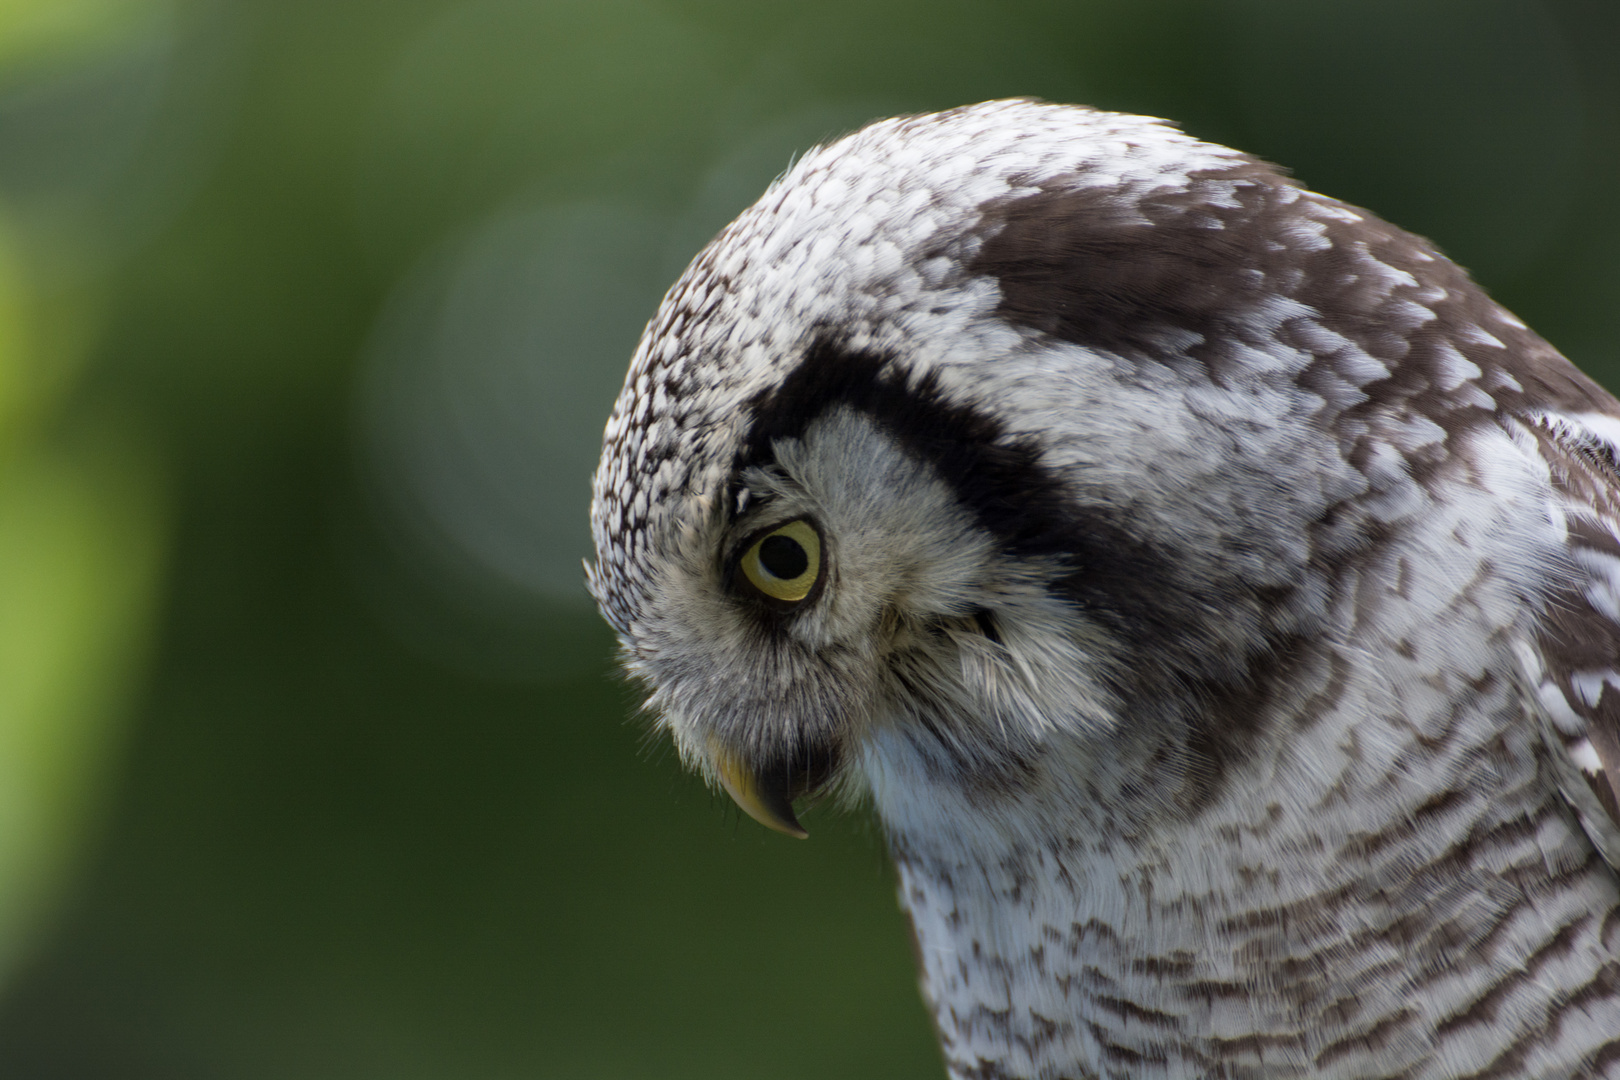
710, 744, 809, 839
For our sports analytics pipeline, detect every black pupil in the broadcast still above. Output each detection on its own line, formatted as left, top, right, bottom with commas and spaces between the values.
758, 534, 809, 580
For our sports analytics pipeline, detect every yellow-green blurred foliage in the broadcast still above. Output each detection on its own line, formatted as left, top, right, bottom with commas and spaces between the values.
0, 0, 166, 988
0, 0, 164, 78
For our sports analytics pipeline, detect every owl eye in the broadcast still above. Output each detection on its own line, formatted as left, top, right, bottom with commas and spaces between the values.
737, 519, 823, 606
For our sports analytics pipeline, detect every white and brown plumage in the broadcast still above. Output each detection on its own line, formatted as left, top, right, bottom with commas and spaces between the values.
587, 100, 1620, 1078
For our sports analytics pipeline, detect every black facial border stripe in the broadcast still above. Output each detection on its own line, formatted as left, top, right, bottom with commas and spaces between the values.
734, 336, 1181, 653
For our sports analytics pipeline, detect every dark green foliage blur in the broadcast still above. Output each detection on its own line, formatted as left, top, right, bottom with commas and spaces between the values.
0, 0, 1615, 1076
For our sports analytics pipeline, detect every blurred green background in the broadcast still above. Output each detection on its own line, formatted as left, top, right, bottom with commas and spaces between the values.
0, 0, 1615, 1076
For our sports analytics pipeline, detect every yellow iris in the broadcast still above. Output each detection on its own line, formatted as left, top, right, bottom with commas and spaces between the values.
739, 519, 822, 604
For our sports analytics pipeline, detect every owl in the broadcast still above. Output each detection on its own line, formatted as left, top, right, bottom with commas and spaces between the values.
587, 100, 1620, 1078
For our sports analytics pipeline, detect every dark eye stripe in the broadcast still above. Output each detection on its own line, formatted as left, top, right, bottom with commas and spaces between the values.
734, 338, 1179, 652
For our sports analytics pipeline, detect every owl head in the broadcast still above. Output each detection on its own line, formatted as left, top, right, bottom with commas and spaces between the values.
587, 99, 1490, 836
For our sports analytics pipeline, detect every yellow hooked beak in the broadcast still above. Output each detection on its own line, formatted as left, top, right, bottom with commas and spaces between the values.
711, 743, 809, 839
